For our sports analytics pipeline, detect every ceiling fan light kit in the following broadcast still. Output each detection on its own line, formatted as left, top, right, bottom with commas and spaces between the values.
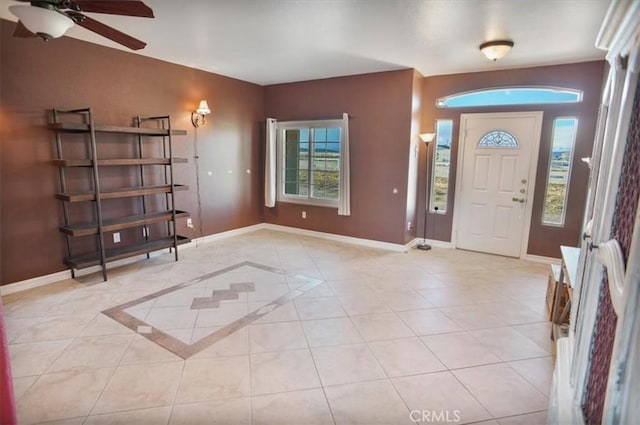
9, 0, 154, 50
9, 5, 74, 39
479, 40, 514, 61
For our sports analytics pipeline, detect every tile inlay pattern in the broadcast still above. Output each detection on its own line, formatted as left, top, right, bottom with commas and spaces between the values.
103, 261, 322, 358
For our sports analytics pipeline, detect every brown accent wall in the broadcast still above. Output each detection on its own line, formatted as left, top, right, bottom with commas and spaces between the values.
0, 19, 264, 285
421, 61, 606, 258
263, 69, 415, 245
0, 18, 608, 284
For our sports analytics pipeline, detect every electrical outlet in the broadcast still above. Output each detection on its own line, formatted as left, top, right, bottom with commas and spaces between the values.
187, 218, 194, 228
408, 221, 412, 231
113, 232, 121, 243
302, 211, 307, 219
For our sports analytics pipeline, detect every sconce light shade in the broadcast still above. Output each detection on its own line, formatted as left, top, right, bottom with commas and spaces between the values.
192, 100, 211, 127
196, 100, 211, 115
479, 40, 514, 61
9, 5, 74, 39
419, 133, 436, 143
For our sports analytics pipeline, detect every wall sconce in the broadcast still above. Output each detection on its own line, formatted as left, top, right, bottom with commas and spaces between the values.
191, 100, 211, 128
479, 40, 514, 61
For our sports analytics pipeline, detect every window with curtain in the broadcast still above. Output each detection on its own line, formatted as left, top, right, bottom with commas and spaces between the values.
276, 119, 345, 208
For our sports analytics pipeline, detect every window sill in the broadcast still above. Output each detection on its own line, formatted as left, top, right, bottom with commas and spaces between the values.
277, 197, 338, 209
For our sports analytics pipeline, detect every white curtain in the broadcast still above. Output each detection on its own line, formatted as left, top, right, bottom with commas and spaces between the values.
338, 112, 351, 216
265, 118, 277, 207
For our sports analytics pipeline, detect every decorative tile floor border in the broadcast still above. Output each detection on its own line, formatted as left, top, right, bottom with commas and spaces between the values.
102, 261, 323, 359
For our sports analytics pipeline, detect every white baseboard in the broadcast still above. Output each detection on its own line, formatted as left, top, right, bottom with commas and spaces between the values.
0, 223, 268, 296
525, 253, 562, 264
409, 238, 453, 249
262, 224, 409, 252
0, 252, 167, 296
1, 223, 437, 295
0, 270, 71, 296
184, 223, 266, 247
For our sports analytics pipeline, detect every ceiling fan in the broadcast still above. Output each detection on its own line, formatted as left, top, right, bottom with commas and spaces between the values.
8, 0, 154, 50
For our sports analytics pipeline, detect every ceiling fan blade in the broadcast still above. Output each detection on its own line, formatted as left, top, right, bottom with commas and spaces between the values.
72, 1, 154, 18
71, 13, 147, 50
13, 20, 37, 38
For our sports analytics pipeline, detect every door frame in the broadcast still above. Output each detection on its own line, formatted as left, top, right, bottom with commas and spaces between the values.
451, 111, 544, 258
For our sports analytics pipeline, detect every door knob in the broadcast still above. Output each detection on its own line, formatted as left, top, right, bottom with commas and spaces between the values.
512, 197, 525, 203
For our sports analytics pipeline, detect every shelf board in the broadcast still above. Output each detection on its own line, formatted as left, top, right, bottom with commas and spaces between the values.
49, 122, 187, 136
56, 184, 188, 202
53, 158, 188, 167
59, 210, 190, 236
65, 235, 191, 269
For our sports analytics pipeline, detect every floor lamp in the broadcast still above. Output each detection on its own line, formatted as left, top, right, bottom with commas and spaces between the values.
417, 132, 435, 250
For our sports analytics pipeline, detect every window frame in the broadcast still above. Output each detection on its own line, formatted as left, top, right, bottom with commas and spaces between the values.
429, 119, 453, 213
477, 130, 519, 148
276, 119, 344, 208
541, 117, 579, 227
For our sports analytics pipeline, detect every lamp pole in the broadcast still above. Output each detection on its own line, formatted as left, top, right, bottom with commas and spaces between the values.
417, 133, 434, 251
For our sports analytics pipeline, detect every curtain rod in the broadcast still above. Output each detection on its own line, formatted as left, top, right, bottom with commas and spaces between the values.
271, 114, 354, 121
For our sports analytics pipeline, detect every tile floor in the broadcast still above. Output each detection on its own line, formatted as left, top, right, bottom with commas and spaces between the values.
2, 229, 553, 424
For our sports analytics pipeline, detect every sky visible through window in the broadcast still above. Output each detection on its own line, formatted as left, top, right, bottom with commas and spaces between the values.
437, 121, 452, 148
551, 118, 578, 151
437, 87, 582, 108
298, 128, 340, 152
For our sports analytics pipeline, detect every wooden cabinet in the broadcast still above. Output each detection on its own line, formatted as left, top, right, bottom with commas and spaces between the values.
51, 107, 190, 281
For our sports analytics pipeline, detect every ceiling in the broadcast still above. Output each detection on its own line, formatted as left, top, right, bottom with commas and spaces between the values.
0, 0, 612, 86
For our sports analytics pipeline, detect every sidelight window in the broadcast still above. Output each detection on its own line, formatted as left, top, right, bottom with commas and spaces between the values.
542, 117, 578, 226
430, 120, 453, 212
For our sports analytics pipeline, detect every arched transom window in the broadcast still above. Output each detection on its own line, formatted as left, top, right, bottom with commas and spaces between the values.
436, 86, 583, 108
478, 130, 519, 148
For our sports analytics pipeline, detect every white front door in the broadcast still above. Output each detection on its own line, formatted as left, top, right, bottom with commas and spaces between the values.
455, 112, 543, 257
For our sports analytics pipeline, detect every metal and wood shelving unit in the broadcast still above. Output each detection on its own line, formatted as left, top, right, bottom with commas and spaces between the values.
51, 107, 190, 281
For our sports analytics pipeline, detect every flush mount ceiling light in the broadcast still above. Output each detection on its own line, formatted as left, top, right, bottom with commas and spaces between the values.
479, 40, 514, 61
9, 5, 74, 39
